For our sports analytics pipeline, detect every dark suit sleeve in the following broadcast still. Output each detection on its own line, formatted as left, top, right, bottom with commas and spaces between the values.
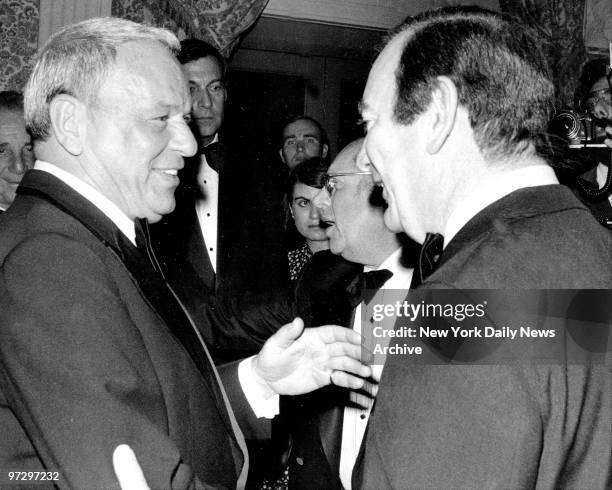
193, 289, 297, 363
0, 234, 204, 489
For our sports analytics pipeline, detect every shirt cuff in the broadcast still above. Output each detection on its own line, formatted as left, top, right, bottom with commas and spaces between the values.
238, 356, 279, 419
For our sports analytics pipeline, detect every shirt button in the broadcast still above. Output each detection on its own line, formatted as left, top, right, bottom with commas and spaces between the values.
296, 457, 304, 466
209, 248, 213, 251
207, 213, 210, 217
360, 414, 366, 420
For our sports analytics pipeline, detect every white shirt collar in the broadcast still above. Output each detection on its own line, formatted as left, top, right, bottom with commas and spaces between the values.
443, 165, 558, 248
34, 160, 136, 245
364, 247, 414, 289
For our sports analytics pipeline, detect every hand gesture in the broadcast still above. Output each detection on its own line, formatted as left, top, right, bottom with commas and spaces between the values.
252, 317, 373, 396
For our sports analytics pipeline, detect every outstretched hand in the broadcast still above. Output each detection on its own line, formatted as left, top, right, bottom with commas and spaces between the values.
252, 317, 373, 396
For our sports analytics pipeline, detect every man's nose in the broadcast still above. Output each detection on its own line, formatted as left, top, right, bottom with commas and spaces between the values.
11, 156, 26, 174
195, 88, 212, 108
312, 187, 331, 215
170, 120, 198, 157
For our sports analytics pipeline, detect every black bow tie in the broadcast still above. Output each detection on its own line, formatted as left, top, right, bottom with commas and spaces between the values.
412, 232, 444, 287
346, 269, 393, 308
202, 142, 224, 173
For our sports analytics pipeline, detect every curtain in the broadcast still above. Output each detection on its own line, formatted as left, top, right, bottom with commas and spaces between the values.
0, 0, 39, 92
499, 0, 587, 107
111, 0, 269, 57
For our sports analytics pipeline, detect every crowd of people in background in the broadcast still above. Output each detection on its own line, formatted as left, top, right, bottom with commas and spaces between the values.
0, 5, 611, 490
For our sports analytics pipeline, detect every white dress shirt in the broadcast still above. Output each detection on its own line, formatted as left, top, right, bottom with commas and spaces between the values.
195, 134, 219, 271
339, 248, 413, 489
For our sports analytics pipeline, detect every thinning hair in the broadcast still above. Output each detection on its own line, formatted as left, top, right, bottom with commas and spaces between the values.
178, 38, 227, 78
0, 91, 24, 112
389, 7, 554, 161
24, 17, 180, 140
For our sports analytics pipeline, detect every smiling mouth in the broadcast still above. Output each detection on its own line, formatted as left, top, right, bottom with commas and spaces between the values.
161, 169, 179, 176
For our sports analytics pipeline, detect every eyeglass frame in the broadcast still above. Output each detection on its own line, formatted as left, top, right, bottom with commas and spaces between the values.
321, 171, 372, 194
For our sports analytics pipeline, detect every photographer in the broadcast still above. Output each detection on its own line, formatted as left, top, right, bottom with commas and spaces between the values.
552, 59, 612, 229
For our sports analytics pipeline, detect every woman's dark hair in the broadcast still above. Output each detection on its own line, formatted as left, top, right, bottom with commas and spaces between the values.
285, 157, 330, 202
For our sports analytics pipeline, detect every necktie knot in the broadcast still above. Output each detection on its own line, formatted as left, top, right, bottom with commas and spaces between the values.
346, 269, 393, 307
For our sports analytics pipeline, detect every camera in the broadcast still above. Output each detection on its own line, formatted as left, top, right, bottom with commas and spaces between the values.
549, 109, 608, 149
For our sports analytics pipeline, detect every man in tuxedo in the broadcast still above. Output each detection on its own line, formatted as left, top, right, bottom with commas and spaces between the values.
277, 138, 413, 489
0, 18, 372, 489
355, 7, 612, 489
0, 91, 34, 212
151, 38, 289, 314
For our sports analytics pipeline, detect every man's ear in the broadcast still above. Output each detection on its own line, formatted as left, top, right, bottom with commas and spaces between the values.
424, 76, 458, 155
321, 144, 329, 159
48, 94, 85, 156
279, 148, 286, 164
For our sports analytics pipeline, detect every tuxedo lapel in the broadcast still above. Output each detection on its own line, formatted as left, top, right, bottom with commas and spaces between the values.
439, 185, 585, 270
18, 170, 244, 468
318, 393, 345, 474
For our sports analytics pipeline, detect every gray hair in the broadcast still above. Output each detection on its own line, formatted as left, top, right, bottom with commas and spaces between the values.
24, 17, 180, 140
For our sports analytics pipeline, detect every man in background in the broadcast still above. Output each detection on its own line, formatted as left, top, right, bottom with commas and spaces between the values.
356, 7, 611, 488
274, 138, 413, 489
280, 115, 329, 169
152, 39, 289, 313
0, 91, 34, 212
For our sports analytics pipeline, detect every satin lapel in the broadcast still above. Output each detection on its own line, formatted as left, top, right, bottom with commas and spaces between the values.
318, 393, 346, 473
318, 306, 355, 471
18, 171, 242, 462
215, 149, 230, 290
182, 194, 215, 291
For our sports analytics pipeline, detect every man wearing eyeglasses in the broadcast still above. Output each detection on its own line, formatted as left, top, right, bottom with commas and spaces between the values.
272, 138, 414, 490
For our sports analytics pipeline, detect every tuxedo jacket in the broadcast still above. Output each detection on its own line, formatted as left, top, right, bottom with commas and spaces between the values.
151, 144, 289, 305
360, 185, 612, 489
274, 251, 362, 490
0, 170, 257, 489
